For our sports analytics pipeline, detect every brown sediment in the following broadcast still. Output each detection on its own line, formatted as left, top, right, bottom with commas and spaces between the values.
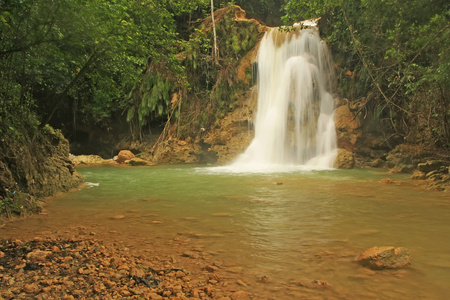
0, 224, 340, 300
0, 234, 255, 299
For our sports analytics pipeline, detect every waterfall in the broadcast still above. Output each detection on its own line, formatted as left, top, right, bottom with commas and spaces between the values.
232, 26, 337, 171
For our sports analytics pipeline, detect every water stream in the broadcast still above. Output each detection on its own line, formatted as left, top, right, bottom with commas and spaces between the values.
3, 166, 450, 299
233, 26, 337, 170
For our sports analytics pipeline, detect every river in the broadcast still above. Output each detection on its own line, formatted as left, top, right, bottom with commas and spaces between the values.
2, 165, 449, 299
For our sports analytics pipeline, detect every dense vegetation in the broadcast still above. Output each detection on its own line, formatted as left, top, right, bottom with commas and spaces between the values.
283, 0, 450, 152
0, 0, 272, 215
0, 0, 276, 148
0, 0, 210, 139
1, 0, 449, 215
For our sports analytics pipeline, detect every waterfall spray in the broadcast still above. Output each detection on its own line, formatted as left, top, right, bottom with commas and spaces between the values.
232, 26, 337, 170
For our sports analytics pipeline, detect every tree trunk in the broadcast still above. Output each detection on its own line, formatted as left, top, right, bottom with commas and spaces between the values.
210, 0, 218, 64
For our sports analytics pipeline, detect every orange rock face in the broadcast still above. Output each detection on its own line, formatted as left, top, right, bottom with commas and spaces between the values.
357, 246, 411, 270
117, 150, 134, 164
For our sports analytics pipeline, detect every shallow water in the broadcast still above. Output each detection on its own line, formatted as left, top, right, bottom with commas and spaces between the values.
3, 165, 450, 299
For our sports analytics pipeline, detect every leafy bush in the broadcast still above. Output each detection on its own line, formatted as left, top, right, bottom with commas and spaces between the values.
283, 0, 450, 149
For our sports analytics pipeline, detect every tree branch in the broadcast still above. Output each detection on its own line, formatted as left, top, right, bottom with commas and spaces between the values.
342, 7, 409, 115
43, 49, 104, 125
0, 39, 61, 57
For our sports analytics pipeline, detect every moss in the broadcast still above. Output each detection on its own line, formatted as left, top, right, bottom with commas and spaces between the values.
0, 191, 41, 218
1, 113, 83, 218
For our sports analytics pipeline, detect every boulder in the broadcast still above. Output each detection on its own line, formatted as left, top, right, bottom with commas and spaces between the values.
334, 104, 361, 132
417, 160, 447, 173
71, 155, 110, 165
23, 283, 40, 294
411, 170, 427, 180
385, 144, 420, 172
335, 148, 355, 169
125, 157, 155, 166
357, 246, 411, 270
334, 103, 362, 152
26, 250, 52, 262
369, 158, 385, 168
117, 150, 135, 164
291, 279, 332, 289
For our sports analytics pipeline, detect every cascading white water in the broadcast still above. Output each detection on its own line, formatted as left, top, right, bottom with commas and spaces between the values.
232, 26, 337, 171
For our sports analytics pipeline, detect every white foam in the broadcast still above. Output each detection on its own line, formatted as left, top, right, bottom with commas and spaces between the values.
231, 27, 337, 171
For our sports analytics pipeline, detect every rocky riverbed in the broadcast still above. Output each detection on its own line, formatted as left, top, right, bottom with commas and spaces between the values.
0, 235, 253, 300
0, 222, 365, 300
0, 226, 419, 300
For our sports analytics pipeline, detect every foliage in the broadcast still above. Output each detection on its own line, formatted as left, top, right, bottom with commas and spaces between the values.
283, 0, 450, 149
0, 0, 209, 137
0, 190, 40, 218
216, 0, 286, 26
0, 0, 268, 151
173, 5, 260, 139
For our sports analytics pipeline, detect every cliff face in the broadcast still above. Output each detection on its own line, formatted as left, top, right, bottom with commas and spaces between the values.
0, 124, 83, 217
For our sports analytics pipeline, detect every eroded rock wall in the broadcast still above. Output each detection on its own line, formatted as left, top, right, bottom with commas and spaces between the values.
0, 125, 83, 216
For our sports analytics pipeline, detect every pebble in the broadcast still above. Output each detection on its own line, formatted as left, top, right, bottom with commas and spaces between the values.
236, 279, 248, 287
112, 215, 126, 220
0, 237, 260, 299
183, 250, 200, 259
23, 283, 40, 294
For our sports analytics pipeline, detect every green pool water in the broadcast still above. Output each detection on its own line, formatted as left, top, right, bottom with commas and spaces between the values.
4, 165, 450, 299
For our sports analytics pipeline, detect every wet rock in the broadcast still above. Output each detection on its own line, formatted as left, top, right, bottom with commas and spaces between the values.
236, 279, 248, 287
335, 148, 355, 169
126, 157, 155, 166
12, 239, 24, 246
148, 292, 163, 299
112, 215, 126, 220
291, 279, 332, 289
357, 246, 411, 270
334, 103, 363, 154
71, 154, 110, 165
117, 150, 135, 164
385, 144, 421, 173
23, 283, 40, 294
205, 265, 218, 272
411, 170, 427, 180
26, 250, 52, 262
379, 178, 394, 184
427, 167, 449, 179
182, 251, 199, 259
93, 282, 106, 294
175, 270, 185, 278
50, 245, 60, 253
335, 102, 362, 132
130, 267, 145, 277
417, 160, 447, 173
154, 137, 204, 164
425, 169, 450, 191
369, 158, 385, 168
